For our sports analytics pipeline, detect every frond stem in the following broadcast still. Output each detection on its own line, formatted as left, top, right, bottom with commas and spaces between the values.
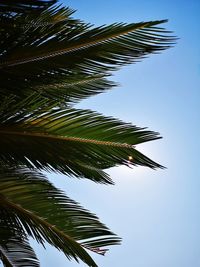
0, 22, 153, 67
0, 130, 134, 148
0, 195, 107, 256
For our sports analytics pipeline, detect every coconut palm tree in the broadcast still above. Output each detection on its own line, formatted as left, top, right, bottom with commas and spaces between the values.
0, 0, 175, 266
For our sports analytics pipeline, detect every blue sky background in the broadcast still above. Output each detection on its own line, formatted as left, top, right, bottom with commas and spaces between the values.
32, 0, 200, 266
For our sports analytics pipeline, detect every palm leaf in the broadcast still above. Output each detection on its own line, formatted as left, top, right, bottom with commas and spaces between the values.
0, 236, 39, 267
0, 209, 39, 267
35, 74, 116, 105
0, 4, 113, 102
0, 20, 174, 68
0, 1, 173, 266
0, 96, 163, 184
0, 2, 175, 101
0, 200, 97, 266
0, 168, 120, 266
0, 74, 116, 105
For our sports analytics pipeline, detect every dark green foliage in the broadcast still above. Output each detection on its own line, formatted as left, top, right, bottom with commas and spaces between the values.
0, 0, 175, 266
0, 95, 163, 184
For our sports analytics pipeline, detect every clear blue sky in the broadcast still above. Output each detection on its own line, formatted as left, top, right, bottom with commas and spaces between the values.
32, 0, 200, 266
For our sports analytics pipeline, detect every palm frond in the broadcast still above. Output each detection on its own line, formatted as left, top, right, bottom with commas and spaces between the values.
0, 20, 174, 69
0, 2, 176, 102
0, 168, 120, 266
0, 1, 173, 266
35, 74, 116, 104
0, 74, 116, 105
0, 237, 39, 267
0, 211, 39, 267
0, 96, 163, 184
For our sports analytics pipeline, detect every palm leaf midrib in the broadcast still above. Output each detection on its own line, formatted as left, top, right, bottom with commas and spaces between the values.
0, 195, 102, 260
0, 129, 133, 148
0, 20, 168, 67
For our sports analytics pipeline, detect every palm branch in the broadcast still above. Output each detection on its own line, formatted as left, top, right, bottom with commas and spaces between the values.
0, 168, 120, 266
0, 0, 175, 103
0, 0, 176, 266
0, 234, 39, 267
0, 95, 163, 184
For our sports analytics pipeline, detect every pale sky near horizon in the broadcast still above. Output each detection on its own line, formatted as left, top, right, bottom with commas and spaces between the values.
30, 0, 200, 266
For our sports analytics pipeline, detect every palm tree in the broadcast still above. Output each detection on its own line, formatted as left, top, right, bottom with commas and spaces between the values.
0, 0, 175, 266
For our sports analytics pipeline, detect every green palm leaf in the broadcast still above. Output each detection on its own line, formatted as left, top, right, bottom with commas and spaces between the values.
0, 236, 39, 267
0, 20, 174, 68
35, 74, 116, 105
0, 96, 163, 184
0, 2, 175, 101
0, 208, 39, 267
0, 1, 175, 266
0, 201, 97, 267
0, 168, 120, 266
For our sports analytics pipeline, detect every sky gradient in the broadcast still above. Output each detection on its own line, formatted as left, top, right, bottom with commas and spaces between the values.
31, 0, 200, 266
